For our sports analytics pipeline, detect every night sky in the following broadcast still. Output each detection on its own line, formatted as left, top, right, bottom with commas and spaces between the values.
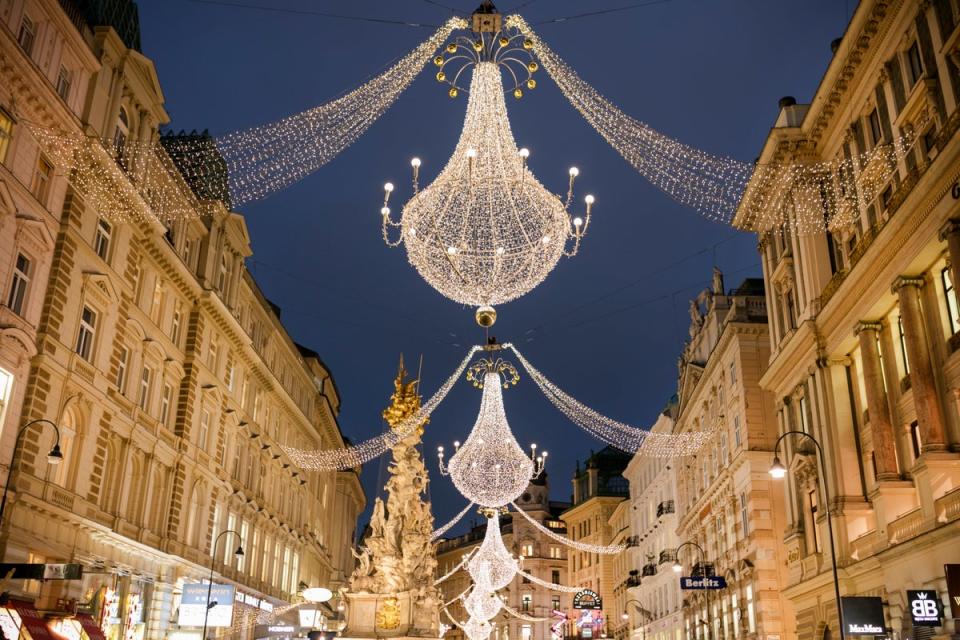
138, 0, 853, 537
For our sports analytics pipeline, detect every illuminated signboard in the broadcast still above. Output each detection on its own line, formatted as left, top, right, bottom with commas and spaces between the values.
178, 583, 235, 627
573, 589, 602, 610
907, 590, 942, 627
841, 597, 885, 636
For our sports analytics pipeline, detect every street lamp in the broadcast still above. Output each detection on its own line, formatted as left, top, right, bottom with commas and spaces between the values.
673, 541, 712, 640
202, 529, 244, 640
623, 600, 652, 640
0, 419, 64, 526
768, 430, 845, 640
302, 587, 333, 603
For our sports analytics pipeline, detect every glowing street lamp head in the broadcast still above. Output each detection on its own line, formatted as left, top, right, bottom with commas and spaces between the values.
769, 456, 787, 479
671, 562, 682, 574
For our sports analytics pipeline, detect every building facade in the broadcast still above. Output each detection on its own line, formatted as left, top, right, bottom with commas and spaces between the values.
562, 447, 631, 640
622, 410, 683, 640
436, 477, 571, 640
0, 2, 365, 639
673, 274, 794, 640
734, 1, 960, 638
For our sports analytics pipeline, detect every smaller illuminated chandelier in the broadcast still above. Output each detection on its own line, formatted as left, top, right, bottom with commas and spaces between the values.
380, 17, 595, 327
438, 358, 545, 508
467, 510, 518, 591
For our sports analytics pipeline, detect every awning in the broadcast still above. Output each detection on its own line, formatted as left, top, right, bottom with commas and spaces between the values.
73, 616, 105, 640
9, 602, 53, 640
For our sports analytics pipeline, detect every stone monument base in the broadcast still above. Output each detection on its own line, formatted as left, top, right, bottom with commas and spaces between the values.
341, 591, 441, 639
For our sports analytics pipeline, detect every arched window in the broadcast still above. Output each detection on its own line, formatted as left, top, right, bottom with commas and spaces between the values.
50, 409, 78, 489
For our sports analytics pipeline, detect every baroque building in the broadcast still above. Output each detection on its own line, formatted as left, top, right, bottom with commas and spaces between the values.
562, 447, 631, 640
436, 476, 571, 640
673, 274, 794, 640
622, 409, 683, 640
734, 1, 960, 638
0, 1, 365, 639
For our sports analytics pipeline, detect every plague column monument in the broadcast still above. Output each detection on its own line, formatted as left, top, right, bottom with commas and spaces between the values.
342, 358, 441, 639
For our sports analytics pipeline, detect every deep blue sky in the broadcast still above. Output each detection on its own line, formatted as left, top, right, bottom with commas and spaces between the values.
139, 0, 852, 535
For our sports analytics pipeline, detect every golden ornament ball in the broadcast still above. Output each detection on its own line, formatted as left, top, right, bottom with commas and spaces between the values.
473, 40, 483, 51
434, 55, 444, 66
527, 61, 538, 72
448, 87, 459, 98
446, 42, 457, 53
526, 78, 536, 89
499, 37, 509, 46
523, 39, 533, 49
513, 88, 523, 99
475, 305, 497, 328
436, 71, 446, 82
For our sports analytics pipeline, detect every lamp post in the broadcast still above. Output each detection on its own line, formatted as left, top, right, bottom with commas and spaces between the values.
672, 541, 711, 640
622, 599, 652, 640
0, 419, 64, 526
202, 529, 244, 640
769, 430, 845, 640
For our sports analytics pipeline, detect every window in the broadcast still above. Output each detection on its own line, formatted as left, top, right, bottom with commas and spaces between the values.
160, 383, 173, 425
719, 432, 729, 466
114, 107, 129, 162
729, 361, 737, 385
198, 410, 211, 450
943, 268, 960, 334
551, 596, 560, 611
183, 238, 196, 268
898, 315, 911, 374
6, 253, 31, 316
75, 306, 97, 360
549, 545, 561, 559
551, 569, 560, 584
290, 551, 300, 594
218, 253, 229, 292
521, 595, 532, 612
252, 390, 262, 422
798, 395, 810, 433
232, 442, 242, 479
739, 493, 749, 536
0, 109, 13, 163
207, 335, 219, 370
171, 302, 183, 345
910, 421, 922, 459
17, 15, 35, 55
94, 218, 112, 261
521, 543, 534, 557
261, 535, 271, 582
138, 367, 152, 410
226, 362, 235, 391
32, 155, 53, 204
868, 108, 883, 146
807, 489, 822, 552
116, 347, 128, 392
238, 520, 249, 572
250, 528, 260, 576
906, 41, 923, 86
56, 67, 72, 102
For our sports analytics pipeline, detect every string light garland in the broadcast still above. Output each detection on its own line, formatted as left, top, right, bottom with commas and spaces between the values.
514, 567, 582, 593
381, 60, 594, 317
445, 585, 474, 607
508, 15, 927, 234
510, 501, 626, 554
507, 344, 713, 456
432, 502, 478, 541
502, 604, 550, 622
439, 366, 545, 508
284, 346, 480, 470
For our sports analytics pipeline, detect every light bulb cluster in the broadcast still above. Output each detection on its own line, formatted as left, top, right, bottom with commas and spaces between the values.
432, 501, 478, 541
283, 346, 480, 470
438, 368, 545, 508
508, 15, 927, 235
433, 26, 538, 99
507, 344, 713, 456
381, 61, 594, 310
510, 501, 625, 554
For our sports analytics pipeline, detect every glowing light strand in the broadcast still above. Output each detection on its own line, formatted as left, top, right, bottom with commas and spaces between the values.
435, 549, 477, 586
432, 502, 478, 541
509, 15, 927, 234
502, 604, 550, 622
514, 567, 582, 593
284, 345, 481, 470
510, 502, 625, 554
507, 344, 713, 456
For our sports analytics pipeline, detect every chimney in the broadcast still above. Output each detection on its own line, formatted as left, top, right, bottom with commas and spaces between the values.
774, 95, 808, 128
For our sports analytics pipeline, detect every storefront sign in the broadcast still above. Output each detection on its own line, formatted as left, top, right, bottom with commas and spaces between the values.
253, 624, 296, 637
946, 564, 960, 620
0, 563, 82, 580
907, 590, 941, 627
178, 583, 235, 627
840, 597, 885, 635
680, 576, 726, 590
573, 589, 602, 610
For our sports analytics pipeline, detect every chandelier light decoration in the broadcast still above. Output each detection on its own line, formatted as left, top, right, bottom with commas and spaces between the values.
508, 15, 926, 234
283, 345, 480, 470
467, 512, 518, 591
438, 359, 545, 508
380, 59, 594, 322
462, 617, 493, 640
509, 501, 626, 554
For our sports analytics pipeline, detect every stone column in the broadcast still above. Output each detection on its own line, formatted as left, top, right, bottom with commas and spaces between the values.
855, 322, 900, 479
892, 276, 948, 452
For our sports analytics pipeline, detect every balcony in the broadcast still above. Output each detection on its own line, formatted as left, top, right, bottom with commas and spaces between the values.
935, 486, 960, 524
691, 562, 715, 577
658, 549, 676, 565
656, 500, 675, 517
641, 563, 657, 577
887, 507, 923, 545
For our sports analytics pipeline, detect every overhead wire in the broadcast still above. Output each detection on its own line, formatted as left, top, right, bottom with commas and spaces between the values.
533, 0, 672, 25
187, 0, 443, 27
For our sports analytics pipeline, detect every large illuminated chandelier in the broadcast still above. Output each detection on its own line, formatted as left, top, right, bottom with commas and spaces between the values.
437, 358, 545, 508
380, 27, 595, 325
